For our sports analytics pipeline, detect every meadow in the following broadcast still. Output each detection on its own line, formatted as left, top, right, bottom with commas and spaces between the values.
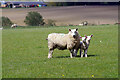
2, 25, 118, 78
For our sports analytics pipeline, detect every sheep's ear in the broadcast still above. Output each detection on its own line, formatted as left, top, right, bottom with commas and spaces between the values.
76, 28, 78, 31
69, 29, 71, 31
91, 34, 93, 37
85, 35, 87, 39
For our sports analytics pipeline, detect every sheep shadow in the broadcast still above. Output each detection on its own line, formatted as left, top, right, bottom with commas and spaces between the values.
56, 54, 98, 58
55, 54, 98, 58
76, 54, 98, 57
87, 55, 98, 57
55, 56, 70, 58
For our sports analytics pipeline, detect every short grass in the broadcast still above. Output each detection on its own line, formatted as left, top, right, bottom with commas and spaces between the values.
2, 25, 118, 78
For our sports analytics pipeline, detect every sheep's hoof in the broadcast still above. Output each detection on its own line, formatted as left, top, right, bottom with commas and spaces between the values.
72, 54, 77, 57
85, 55, 87, 57
48, 57, 52, 59
48, 56, 52, 59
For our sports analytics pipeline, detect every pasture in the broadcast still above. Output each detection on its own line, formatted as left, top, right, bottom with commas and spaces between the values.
2, 25, 118, 78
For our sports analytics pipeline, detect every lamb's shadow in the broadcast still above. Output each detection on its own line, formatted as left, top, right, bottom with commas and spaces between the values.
76, 54, 98, 57
87, 55, 98, 57
55, 56, 70, 58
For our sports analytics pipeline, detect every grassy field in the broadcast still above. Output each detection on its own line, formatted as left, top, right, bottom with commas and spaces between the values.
2, 25, 118, 78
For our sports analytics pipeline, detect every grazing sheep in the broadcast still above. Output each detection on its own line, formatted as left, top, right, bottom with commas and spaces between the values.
79, 21, 88, 26
0, 27, 3, 30
79, 34, 93, 57
82, 21, 88, 26
11, 24, 17, 28
47, 28, 80, 58
79, 23, 84, 26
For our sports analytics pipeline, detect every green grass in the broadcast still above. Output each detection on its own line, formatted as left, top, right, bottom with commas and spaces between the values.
2, 25, 118, 78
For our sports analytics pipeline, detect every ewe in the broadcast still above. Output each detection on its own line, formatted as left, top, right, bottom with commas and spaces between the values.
47, 28, 80, 58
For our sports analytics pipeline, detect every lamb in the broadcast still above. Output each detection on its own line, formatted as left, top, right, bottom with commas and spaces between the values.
11, 24, 17, 28
47, 28, 80, 58
79, 34, 93, 57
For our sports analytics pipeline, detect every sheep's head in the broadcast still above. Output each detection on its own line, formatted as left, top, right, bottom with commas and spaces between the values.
69, 28, 79, 38
80, 36, 87, 43
86, 34, 93, 43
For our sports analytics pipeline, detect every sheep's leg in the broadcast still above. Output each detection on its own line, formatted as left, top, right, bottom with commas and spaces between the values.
84, 49, 88, 57
48, 49, 53, 59
80, 49, 81, 57
80, 49, 84, 57
69, 49, 73, 58
70, 53, 73, 58
70, 49, 74, 53
73, 49, 78, 57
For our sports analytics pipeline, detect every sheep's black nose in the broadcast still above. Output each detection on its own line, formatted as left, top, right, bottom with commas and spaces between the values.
73, 35, 76, 38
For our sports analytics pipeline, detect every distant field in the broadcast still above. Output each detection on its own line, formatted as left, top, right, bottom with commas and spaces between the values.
2, 6, 118, 26
2, 25, 118, 78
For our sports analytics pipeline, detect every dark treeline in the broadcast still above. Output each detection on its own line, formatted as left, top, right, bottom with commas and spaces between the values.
47, 2, 119, 6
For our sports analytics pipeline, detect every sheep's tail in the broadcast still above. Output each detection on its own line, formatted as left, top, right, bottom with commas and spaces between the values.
46, 38, 48, 40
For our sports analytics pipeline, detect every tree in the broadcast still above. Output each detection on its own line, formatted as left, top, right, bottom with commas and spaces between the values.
1, 16, 13, 27
24, 11, 45, 26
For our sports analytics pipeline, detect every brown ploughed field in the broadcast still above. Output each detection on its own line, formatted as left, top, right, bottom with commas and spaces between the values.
2, 6, 118, 26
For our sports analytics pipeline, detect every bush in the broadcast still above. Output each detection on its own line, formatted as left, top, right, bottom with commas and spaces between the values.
1, 16, 13, 27
45, 19, 56, 26
24, 11, 45, 26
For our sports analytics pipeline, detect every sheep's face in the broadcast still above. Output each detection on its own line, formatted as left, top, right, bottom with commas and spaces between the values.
80, 36, 87, 43
86, 34, 93, 43
69, 28, 78, 38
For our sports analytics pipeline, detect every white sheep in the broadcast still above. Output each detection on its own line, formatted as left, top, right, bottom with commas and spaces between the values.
82, 21, 88, 26
47, 28, 80, 58
79, 21, 88, 26
11, 24, 17, 28
79, 34, 93, 57
79, 23, 84, 26
0, 27, 3, 30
